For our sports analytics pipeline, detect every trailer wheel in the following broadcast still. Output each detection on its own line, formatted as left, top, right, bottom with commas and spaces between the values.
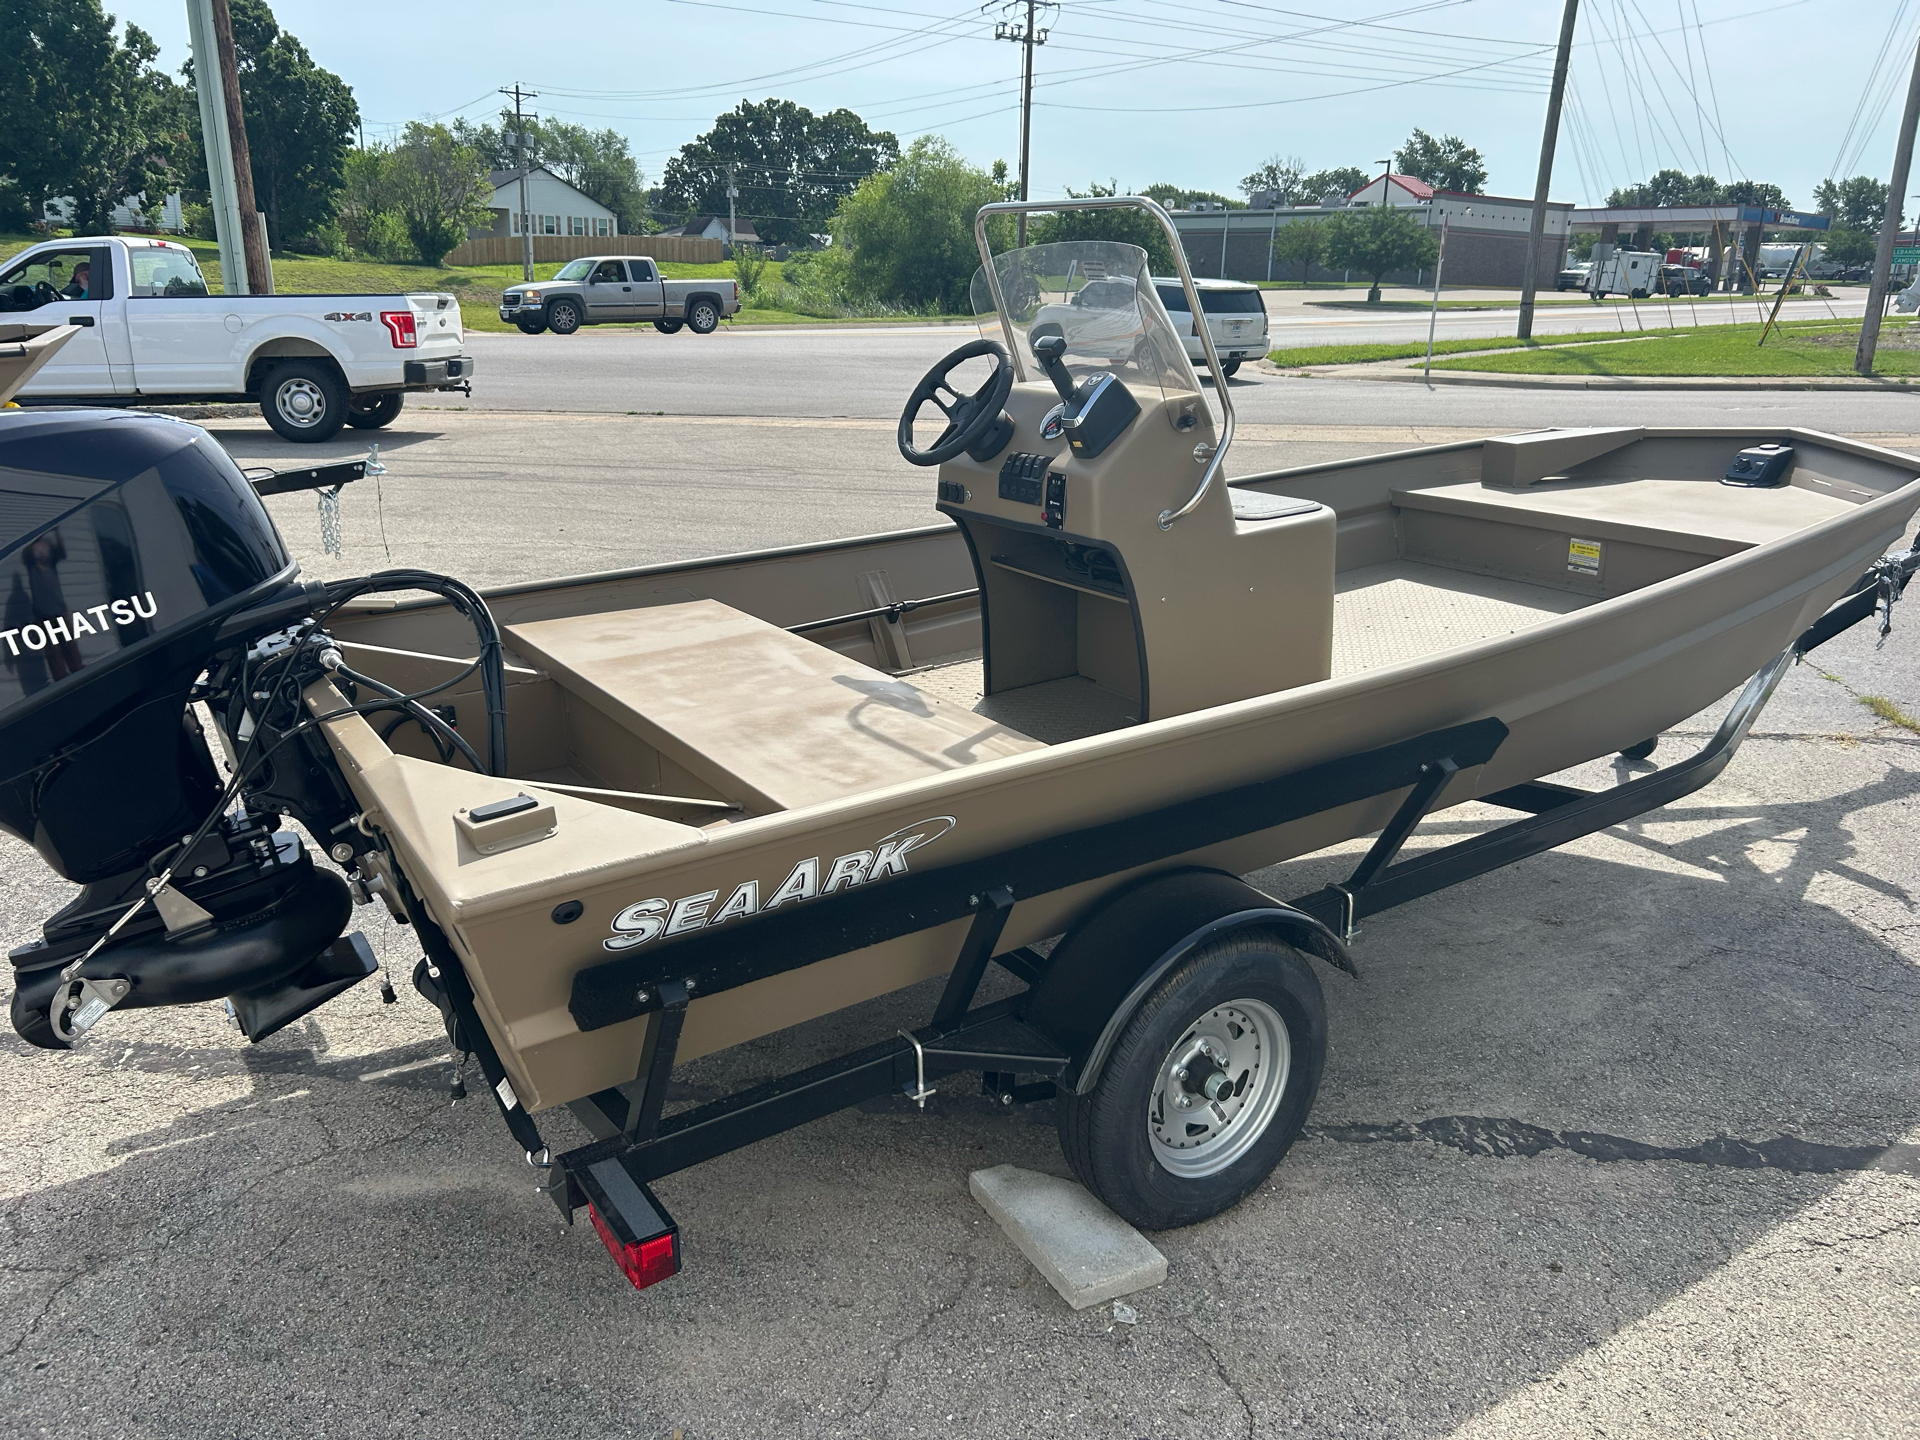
1056, 931, 1325, 1231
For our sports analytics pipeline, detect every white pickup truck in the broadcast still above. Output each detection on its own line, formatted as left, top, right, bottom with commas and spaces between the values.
1, 236, 474, 442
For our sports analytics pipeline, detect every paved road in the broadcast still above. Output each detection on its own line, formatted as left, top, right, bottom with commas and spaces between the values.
4, 391, 1919, 1436
436, 292, 1873, 420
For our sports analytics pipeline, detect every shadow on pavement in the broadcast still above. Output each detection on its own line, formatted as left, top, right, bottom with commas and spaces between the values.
0, 759, 1915, 1438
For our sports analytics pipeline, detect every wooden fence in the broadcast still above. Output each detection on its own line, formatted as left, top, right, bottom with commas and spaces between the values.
444, 234, 724, 268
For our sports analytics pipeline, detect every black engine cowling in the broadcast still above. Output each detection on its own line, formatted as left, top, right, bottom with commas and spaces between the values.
1, 409, 354, 1047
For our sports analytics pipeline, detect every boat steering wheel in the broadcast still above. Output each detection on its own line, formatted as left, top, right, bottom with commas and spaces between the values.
897, 338, 1015, 467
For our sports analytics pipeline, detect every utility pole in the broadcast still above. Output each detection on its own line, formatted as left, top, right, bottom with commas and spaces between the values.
1518, 0, 1579, 340
209, 0, 271, 293
993, 0, 1053, 246
1857, 35, 1920, 375
726, 165, 738, 250
184, 0, 246, 294
501, 84, 538, 282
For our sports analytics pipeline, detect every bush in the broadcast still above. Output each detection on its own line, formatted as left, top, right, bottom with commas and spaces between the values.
834, 137, 1012, 312
182, 201, 216, 240
732, 243, 768, 305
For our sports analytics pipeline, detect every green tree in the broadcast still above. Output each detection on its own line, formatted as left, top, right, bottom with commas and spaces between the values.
183, 0, 357, 249
454, 112, 650, 234
1322, 204, 1436, 301
1271, 217, 1324, 282
384, 123, 490, 266
1722, 178, 1790, 210
1030, 183, 1177, 271
0, 1, 184, 231
1608, 169, 1721, 207
1821, 226, 1877, 268
1140, 183, 1241, 210
661, 99, 898, 246
1240, 154, 1305, 202
1393, 129, 1487, 194
833, 136, 1009, 312
1815, 175, 1893, 232
1299, 167, 1369, 204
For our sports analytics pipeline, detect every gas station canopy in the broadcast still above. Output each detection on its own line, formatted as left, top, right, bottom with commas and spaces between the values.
1567, 205, 1831, 232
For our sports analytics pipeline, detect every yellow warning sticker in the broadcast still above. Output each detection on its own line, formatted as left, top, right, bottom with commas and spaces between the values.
1567, 538, 1603, 575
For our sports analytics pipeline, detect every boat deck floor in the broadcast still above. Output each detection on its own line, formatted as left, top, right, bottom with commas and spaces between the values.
910, 561, 1595, 744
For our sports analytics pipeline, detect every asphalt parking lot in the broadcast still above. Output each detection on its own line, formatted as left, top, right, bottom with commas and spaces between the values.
3, 371, 1918, 1438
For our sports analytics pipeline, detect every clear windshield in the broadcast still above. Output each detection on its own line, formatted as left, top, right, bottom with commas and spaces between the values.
551, 259, 593, 281
970, 240, 1200, 407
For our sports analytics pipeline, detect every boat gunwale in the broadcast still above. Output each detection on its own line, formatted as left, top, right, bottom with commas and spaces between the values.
358, 457, 1920, 927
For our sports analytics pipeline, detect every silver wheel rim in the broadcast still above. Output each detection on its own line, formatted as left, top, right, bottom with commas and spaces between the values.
1147, 997, 1290, 1179
554, 304, 578, 331
694, 304, 715, 328
275, 378, 327, 428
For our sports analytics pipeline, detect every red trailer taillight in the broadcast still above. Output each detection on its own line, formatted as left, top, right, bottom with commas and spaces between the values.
576, 1152, 681, 1291
380, 311, 418, 348
589, 1204, 680, 1290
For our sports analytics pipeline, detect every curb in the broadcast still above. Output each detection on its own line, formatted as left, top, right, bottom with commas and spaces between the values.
1332, 371, 1920, 391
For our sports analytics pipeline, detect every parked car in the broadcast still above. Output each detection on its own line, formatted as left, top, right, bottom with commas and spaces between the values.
0, 236, 472, 442
1658, 264, 1713, 296
1151, 277, 1269, 377
499, 257, 740, 336
1555, 263, 1591, 291
1028, 276, 1152, 364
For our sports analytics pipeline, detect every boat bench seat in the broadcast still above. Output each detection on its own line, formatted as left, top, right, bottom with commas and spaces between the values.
1393, 477, 1857, 595
504, 599, 1043, 813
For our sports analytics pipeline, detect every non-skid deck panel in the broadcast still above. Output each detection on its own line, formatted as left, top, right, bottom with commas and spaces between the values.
1331, 561, 1593, 677
505, 600, 1044, 813
1396, 476, 1855, 557
910, 659, 1139, 745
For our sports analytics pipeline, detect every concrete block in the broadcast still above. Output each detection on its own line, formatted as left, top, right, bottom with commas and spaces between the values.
968, 1164, 1167, 1310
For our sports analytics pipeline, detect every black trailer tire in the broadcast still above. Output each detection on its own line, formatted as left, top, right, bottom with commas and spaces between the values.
345, 391, 404, 429
1619, 736, 1659, 761
516, 317, 548, 335
1219, 358, 1242, 378
548, 298, 584, 334
1056, 931, 1326, 1231
653, 319, 684, 334
260, 360, 348, 443
686, 298, 721, 334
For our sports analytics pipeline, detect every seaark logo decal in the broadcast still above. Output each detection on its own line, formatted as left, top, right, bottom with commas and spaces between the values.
603, 815, 958, 952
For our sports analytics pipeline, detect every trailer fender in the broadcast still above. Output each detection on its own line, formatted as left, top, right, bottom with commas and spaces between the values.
1022, 868, 1352, 1098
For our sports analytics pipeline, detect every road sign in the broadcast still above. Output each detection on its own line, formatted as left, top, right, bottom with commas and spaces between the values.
1894, 246, 1920, 265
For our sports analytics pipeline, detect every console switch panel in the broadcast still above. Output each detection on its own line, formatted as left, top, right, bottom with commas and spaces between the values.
998, 451, 1050, 506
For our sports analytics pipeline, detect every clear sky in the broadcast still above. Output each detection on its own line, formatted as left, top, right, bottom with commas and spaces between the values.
113, 0, 1916, 214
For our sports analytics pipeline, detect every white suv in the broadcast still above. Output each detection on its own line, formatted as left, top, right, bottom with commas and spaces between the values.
1152, 277, 1269, 377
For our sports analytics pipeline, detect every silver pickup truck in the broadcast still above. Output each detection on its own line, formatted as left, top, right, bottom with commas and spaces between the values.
499, 257, 740, 336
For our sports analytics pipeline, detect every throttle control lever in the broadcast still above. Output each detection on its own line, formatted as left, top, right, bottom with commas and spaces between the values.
1031, 333, 1081, 406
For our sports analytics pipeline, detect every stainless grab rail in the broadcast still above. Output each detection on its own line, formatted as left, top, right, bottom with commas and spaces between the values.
971, 195, 1236, 530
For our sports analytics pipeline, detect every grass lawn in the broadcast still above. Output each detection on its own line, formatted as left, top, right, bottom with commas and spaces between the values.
1268, 330, 1677, 367
1428, 318, 1920, 377
0, 234, 920, 332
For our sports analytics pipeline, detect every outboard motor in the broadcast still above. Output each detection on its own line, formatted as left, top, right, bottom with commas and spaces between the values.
0, 408, 366, 1047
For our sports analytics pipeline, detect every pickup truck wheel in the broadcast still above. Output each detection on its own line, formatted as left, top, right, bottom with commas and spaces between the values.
686, 299, 721, 335
345, 392, 404, 430
261, 361, 348, 443
515, 317, 548, 335
653, 319, 684, 334
1056, 931, 1326, 1231
547, 299, 584, 335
